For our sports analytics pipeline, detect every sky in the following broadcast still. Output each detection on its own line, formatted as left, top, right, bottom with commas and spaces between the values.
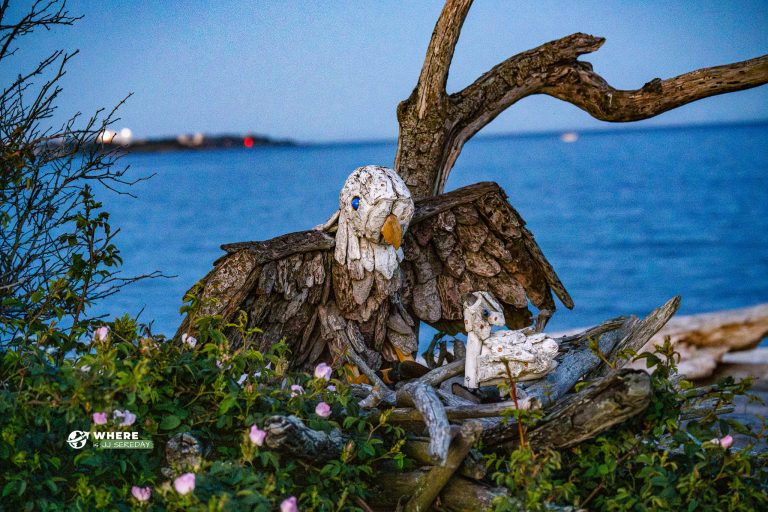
5, 0, 768, 142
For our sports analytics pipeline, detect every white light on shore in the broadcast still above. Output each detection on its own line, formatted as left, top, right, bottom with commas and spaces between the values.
97, 129, 116, 144
560, 132, 579, 143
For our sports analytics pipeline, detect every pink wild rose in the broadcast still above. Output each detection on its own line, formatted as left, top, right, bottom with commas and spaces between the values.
719, 435, 734, 449
131, 485, 151, 502
280, 496, 299, 512
314, 362, 332, 381
93, 326, 110, 342
92, 412, 108, 425
113, 409, 137, 427
290, 384, 304, 397
315, 401, 331, 418
173, 472, 196, 495
249, 425, 267, 446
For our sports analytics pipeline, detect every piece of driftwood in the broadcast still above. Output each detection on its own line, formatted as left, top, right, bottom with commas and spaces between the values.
524, 296, 679, 408
376, 398, 538, 425
524, 369, 651, 449
370, 471, 507, 512
630, 302, 768, 379
404, 420, 483, 512
394, 0, 768, 200
479, 297, 677, 445
592, 296, 681, 378
263, 415, 345, 462
403, 438, 486, 480
418, 358, 465, 387
395, 380, 452, 465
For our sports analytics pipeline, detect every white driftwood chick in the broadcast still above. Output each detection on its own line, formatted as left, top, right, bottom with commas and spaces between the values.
463, 291, 559, 389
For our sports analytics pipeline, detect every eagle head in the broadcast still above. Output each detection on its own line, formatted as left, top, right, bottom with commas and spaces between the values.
334, 166, 414, 280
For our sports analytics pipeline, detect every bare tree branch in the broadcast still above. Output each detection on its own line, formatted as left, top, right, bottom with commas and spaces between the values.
411, 0, 472, 119
541, 54, 768, 122
396, 1, 768, 200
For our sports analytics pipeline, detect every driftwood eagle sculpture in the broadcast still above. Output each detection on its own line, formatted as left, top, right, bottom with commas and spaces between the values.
177, 165, 572, 379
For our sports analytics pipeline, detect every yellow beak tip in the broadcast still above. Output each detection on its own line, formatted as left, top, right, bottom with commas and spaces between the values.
381, 214, 402, 249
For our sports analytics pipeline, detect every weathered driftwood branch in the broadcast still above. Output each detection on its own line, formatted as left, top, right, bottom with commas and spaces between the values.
404, 437, 486, 480
396, 0, 768, 199
404, 421, 483, 512
375, 398, 537, 425
395, 380, 452, 465
541, 55, 768, 123
263, 415, 345, 462
591, 296, 681, 378
524, 369, 651, 449
418, 358, 465, 387
370, 472, 507, 512
525, 296, 679, 407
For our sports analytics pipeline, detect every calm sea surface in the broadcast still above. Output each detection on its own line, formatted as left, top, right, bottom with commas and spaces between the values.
98, 123, 768, 348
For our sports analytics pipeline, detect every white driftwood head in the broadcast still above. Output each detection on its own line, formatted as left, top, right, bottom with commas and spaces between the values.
334, 166, 414, 280
462, 291, 505, 340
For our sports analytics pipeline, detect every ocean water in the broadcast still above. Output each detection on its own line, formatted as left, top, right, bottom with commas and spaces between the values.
97, 123, 768, 348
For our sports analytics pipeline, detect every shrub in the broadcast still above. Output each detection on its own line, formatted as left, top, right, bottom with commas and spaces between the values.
0, 317, 406, 511
487, 340, 768, 511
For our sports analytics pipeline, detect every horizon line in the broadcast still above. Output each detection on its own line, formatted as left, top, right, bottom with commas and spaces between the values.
299, 118, 768, 148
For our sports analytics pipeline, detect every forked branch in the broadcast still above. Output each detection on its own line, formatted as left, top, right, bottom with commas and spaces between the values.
541, 54, 768, 122
396, 0, 768, 199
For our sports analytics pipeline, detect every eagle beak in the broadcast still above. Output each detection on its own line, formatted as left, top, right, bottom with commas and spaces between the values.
381, 213, 402, 249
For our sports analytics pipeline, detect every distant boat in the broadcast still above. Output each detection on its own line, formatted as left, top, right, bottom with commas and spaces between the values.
560, 132, 579, 143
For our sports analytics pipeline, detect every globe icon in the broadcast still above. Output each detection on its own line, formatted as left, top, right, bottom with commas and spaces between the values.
67, 430, 89, 449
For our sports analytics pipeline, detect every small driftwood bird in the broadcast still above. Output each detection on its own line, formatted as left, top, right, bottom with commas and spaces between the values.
462, 291, 559, 389
177, 166, 572, 381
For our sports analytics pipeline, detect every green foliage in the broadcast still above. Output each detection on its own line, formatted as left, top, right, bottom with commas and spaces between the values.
488, 339, 768, 512
0, 318, 406, 510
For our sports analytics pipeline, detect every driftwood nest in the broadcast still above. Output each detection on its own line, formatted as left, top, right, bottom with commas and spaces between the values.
262, 297, 684, 511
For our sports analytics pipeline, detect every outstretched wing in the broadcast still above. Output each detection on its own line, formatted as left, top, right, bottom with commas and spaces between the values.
401, 182, 572, 333
176, 230, 336, 366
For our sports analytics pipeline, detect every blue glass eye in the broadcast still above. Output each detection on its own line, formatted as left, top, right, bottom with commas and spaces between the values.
351, 196, 360, 210
482, 308, 490, 318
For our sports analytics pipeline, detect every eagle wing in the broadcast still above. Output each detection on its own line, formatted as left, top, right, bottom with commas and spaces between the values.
400, 182, 573, 333
175, 230, 336, 366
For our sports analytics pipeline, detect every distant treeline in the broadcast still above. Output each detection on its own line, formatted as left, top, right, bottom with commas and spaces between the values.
109, 133, 296, 152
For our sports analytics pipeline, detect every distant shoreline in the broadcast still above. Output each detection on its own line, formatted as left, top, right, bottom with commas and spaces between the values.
97, 133, 296, 153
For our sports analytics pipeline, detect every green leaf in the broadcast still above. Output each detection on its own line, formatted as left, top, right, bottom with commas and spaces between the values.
2, 481, 15, 497
219, 395, 237, 414
159, 415, 181, 430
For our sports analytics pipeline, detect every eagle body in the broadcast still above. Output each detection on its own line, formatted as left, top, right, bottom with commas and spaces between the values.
177, 167, 572, 375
